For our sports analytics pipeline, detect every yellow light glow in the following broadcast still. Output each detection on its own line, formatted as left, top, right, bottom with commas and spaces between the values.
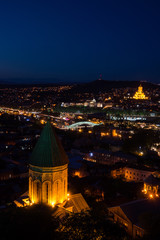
133, 85, 148, 100
138, 151, 144, 156
40, 119, 45, 124
51, 202, 55, 207
67, 193, 70, 197
101, 132, 109, 137
149, 194, 153, 199
23, 198, 30, 206
112, 129, 117, 137
156, 194, 159, 197
74, 171, 80, 177
142, 188, 147, 194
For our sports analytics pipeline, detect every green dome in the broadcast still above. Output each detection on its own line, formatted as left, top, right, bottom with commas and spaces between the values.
30, 122, 69, 167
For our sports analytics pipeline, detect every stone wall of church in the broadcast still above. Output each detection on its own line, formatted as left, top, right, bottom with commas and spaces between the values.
29, 164, 68, 206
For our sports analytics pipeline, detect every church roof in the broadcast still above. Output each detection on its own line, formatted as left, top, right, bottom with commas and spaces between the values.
52, 193, 90, 219
30, 122, 69, 167
63, 193, 90, 213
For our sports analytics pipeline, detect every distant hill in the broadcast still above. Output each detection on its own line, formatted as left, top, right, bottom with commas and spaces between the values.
0, 79, 159, 92
70, 80, 159, 93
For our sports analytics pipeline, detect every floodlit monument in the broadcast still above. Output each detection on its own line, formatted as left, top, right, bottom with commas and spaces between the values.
15, 122, 89, 215
29, 122, 69, 206
133, 85, 148, 100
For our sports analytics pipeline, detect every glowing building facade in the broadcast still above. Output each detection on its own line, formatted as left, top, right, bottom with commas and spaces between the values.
133, 85, 148, 100
29, 122, 69, 206
143, 174, 160, 197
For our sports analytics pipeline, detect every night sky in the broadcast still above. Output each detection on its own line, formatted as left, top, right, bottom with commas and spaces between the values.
0, 0, 160, 83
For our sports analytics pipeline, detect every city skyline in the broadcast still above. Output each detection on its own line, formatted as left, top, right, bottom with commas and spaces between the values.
1, 1, 160, 239
0, 68, 160, 239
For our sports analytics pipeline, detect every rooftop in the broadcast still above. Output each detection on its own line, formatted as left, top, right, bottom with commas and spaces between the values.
110, 198, 160, 229
121, 199, 160, 228
144, 174, 160, 186
30, 122, 69, 168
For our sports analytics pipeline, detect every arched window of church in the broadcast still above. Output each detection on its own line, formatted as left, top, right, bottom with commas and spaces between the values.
46, 183, 49, 203
57, 181, 59, 194
64, 180, 65, 195
37, 182, 40, 202
29, 178, 32, 197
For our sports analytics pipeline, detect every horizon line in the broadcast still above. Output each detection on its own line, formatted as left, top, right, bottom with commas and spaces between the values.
0, 79, 158, 86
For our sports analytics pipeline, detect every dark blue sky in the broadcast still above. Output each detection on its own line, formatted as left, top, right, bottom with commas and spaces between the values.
0, 0, 160, 83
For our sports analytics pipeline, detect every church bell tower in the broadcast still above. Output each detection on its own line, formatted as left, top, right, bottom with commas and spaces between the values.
29, 122, 69, 206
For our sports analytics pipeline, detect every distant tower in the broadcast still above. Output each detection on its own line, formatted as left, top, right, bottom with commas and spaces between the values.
98, 74, 102, 80
29, 122, 69, 206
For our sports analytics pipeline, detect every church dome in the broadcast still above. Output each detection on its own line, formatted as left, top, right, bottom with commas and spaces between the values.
30, 122, 69, 168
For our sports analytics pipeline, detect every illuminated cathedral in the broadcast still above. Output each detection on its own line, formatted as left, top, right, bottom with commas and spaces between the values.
133, 85, 148, 100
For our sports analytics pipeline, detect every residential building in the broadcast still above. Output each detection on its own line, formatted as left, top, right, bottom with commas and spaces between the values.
124, 167, 153, 182
108, 199, 160, 238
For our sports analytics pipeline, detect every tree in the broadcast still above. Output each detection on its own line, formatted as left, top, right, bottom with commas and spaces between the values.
0, 205, 59, 240
123, 129, 159, 154
57, 210, 129, 240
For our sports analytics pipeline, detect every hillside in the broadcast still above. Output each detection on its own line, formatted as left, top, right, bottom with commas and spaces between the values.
70, 80, 159, 94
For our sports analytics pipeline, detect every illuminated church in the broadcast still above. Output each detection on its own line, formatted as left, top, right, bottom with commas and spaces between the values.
15, 122, 89, 214
29, 122, 68, 206
133, 85, 148, 100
